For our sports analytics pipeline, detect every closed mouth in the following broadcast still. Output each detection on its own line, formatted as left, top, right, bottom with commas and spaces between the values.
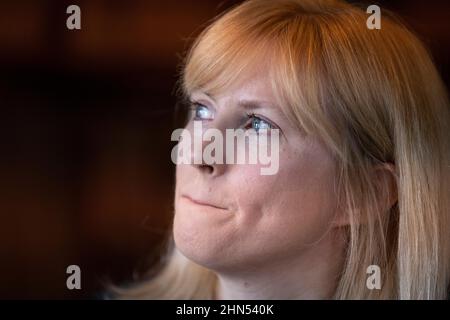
181, 194, 228, 211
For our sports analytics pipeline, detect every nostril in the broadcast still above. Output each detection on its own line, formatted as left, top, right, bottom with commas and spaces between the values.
195, 163, 214, 174
201, 164, 214, 174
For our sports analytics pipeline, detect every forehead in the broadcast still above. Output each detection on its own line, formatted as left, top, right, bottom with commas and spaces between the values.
191, 73, 276, 103
184, 38, 279, 94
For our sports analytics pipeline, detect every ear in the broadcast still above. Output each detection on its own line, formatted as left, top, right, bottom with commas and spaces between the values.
372, 162, 398, 212
331, 162, 398, 228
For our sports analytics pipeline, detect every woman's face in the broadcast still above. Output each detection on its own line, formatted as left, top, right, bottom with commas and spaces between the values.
173, 74, 340, 273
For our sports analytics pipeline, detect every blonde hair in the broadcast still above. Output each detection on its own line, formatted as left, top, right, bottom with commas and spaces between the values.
115, 0, 450, 299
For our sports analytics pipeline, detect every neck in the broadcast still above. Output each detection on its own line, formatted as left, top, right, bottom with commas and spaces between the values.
214, 230, 345, 300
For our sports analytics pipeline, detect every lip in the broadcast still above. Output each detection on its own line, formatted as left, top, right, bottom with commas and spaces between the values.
181, 194, 228, 211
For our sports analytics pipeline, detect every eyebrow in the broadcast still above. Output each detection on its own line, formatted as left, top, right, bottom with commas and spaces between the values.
193, 92, 274, 110
237, 100, 273, 110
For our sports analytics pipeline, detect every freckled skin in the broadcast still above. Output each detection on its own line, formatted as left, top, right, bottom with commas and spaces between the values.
173, 75, 340, 275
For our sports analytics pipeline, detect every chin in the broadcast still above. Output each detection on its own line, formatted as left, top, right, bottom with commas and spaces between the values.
172, 221, 235, 271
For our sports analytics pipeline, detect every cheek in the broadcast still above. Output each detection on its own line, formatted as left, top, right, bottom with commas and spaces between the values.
231, 147, 338, 246
172, 138, 339, 268
175, 163, 194, 194
175, 163, 185, 188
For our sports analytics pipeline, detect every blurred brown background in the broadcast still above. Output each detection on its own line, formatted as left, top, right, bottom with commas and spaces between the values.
0, 0, 449, 299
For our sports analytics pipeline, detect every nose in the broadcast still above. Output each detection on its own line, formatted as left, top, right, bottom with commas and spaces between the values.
194, 162, 215, 175
189, 122, 226, 177
191, 142, 226, 177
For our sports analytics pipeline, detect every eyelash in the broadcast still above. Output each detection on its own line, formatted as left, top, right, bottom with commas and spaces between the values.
189, 102, 212, 121
188, 102, 279, 133
244, 112, 276, 133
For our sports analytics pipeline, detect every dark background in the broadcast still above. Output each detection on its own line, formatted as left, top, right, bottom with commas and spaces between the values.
0, 0, 449, 299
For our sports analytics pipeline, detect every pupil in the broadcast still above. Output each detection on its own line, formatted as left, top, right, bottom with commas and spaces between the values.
253, 119, 260, 130
198, 107, 207, 118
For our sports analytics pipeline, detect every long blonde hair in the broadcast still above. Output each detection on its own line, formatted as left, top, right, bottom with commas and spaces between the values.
115, 0, 450, 299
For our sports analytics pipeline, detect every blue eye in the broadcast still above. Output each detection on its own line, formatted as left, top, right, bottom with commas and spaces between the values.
190, 103, 213, 120
245, 114, 274, 134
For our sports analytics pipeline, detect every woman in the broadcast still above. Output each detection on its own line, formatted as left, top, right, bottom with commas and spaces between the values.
115, 0, 450, 299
